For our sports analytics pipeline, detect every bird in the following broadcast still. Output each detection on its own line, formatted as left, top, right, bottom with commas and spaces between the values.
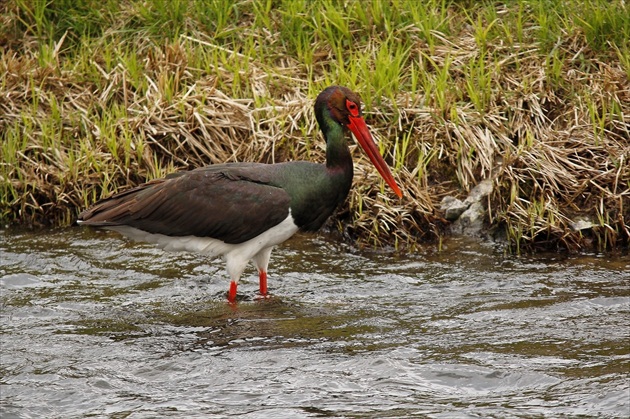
77, 86, 402, 303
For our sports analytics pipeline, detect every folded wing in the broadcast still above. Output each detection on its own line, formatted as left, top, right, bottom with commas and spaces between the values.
78, 164, 292, 244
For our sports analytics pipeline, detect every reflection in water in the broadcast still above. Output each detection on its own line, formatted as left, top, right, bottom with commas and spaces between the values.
1, 228, 629, 418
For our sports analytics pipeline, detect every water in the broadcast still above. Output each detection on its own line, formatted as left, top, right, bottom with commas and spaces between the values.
1, 228, 629, 418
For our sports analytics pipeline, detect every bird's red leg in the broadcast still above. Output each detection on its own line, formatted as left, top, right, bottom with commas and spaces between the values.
259, 269, 268, 297
253, 247, 272, 300
228, 281, 238, 303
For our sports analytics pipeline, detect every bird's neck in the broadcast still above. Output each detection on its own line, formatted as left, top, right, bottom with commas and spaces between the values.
322, 120, 353, 175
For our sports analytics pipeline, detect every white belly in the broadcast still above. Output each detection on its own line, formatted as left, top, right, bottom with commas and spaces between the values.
106, 214, 298, 262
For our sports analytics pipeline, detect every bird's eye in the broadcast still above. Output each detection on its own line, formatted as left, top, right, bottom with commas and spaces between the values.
345, 99, 359, 117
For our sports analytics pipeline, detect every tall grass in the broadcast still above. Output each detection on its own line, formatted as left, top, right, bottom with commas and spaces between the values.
1, 0, 628, 252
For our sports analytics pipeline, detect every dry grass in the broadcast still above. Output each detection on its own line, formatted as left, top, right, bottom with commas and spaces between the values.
1, 0, 628, 253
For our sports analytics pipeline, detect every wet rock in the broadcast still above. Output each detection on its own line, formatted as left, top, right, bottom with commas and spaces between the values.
464, 179, 493, 205
441, 196, 469, 221
451, 201, 485, 236
444, 179, 494, 237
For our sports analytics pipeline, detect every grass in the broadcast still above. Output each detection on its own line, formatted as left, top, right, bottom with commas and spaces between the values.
1, 0, 628, 253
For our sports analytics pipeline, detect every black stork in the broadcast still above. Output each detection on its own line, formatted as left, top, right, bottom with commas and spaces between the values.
77, 86, 402, 303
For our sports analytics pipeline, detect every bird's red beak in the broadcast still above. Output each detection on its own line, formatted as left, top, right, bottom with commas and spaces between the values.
347, 115, 403, 198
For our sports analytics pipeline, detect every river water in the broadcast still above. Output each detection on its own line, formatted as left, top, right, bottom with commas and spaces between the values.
1, 228, 628, 418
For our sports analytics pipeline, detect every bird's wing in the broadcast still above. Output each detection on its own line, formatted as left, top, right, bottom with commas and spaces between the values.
78, 164, 292, 244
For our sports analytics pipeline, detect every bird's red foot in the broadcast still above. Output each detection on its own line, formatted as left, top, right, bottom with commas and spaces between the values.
227, 281, 238, 303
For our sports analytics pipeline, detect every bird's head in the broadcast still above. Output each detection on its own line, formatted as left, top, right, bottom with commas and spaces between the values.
315, 86, 403, 198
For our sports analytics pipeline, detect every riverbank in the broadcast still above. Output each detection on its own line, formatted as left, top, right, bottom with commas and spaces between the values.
1, 1, 628, 252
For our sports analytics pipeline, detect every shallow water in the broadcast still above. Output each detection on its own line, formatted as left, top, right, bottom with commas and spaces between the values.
1, 228, 629, 418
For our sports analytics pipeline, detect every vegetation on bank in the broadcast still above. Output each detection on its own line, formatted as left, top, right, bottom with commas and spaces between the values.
1, 0, 628, 252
